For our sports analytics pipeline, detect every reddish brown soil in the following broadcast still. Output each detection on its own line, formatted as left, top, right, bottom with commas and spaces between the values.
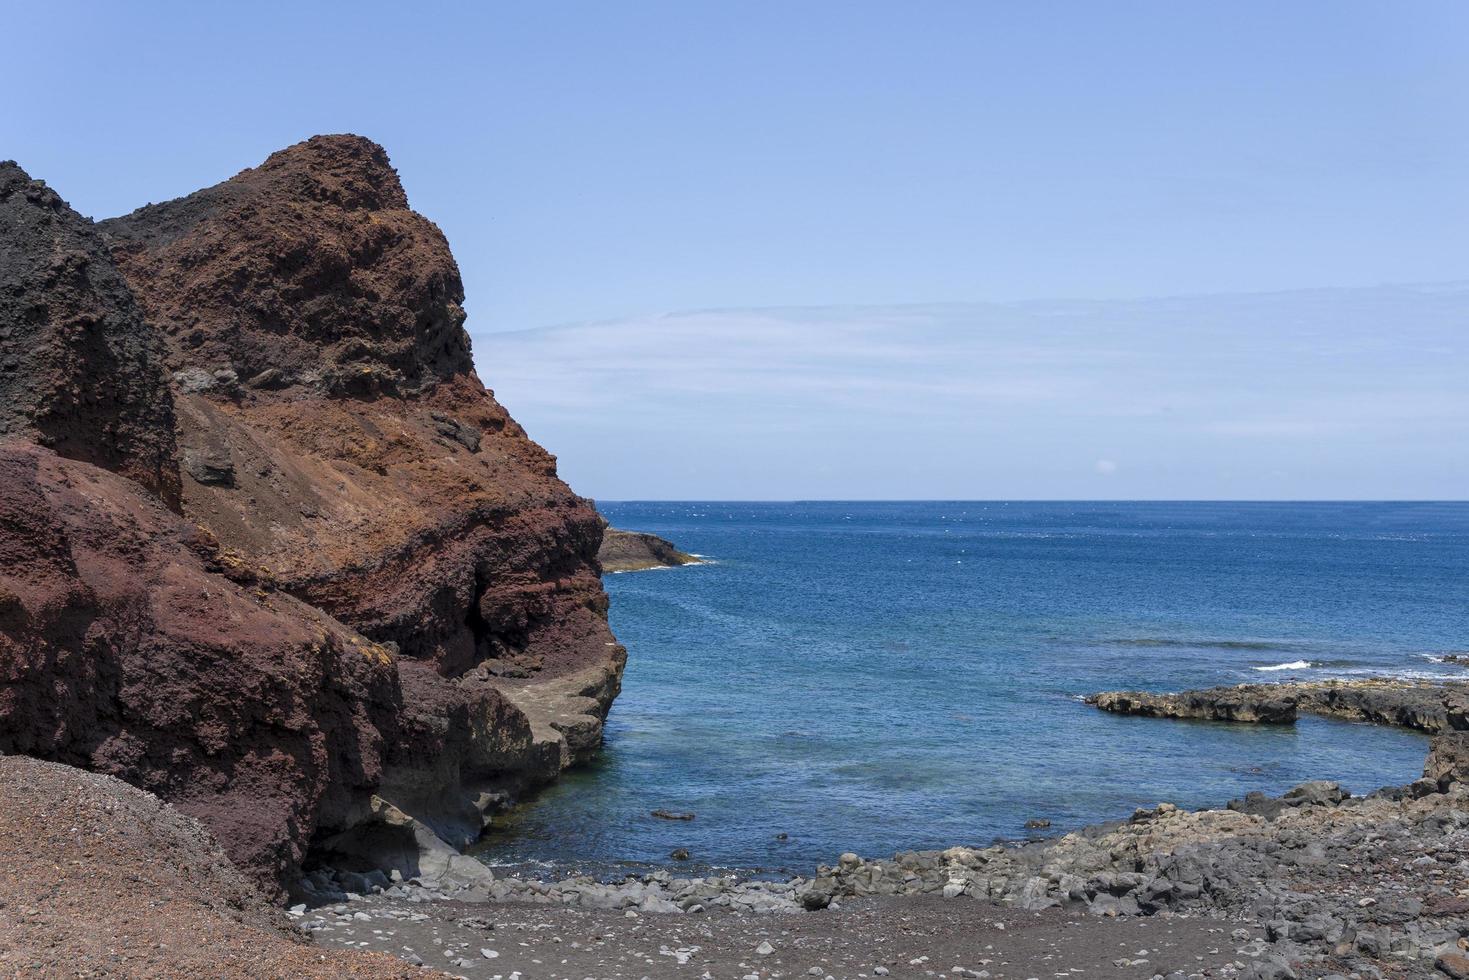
0, 754, 444, 979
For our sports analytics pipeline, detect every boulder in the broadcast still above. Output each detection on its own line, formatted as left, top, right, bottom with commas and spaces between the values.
1282, 781, 1347, 807
1425, 733, 1469, 790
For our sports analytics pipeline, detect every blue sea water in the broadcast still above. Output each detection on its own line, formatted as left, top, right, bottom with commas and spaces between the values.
475, 501, 1468, 879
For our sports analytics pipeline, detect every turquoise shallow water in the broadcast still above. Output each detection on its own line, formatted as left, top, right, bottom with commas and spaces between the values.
474, 501, 1467, 879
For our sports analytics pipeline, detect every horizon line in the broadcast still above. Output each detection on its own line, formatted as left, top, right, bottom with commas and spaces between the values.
592, 498, 1469, 505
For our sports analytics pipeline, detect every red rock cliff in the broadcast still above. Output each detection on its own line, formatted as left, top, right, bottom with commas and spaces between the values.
0, 137, 624, 895
101, 136, 616, 686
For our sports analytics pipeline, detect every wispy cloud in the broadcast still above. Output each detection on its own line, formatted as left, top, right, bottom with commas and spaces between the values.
475, 284, 1469, 499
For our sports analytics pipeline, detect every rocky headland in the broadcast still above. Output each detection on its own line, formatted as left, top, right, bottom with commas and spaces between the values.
0, 136, 624, 903
598, 527, 700, 573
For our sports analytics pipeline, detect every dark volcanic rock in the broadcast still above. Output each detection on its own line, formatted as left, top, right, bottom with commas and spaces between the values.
1295, 679, 1463, 732
1281, 779, 1347, 807
0, 162, 178, 502
1086, 686, 1298, 724
1425, 732, 1469, 790
799, 747, 1469, 976
598, 527, 699, 572
101, 134, 472, 393
1088, 679, 1468, 733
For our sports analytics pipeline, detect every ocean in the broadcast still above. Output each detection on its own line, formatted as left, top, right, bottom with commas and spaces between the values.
474, 501, 1467, 879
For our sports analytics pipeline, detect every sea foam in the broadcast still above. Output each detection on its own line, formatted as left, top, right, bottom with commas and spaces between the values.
1254, 660, 1314, 672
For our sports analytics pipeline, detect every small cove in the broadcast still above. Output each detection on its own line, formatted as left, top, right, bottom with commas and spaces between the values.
475, 501, 1465, 878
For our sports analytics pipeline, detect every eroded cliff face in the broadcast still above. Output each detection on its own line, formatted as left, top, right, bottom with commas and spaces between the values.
0, 136, 623, 896
0, 163, 179, 503
0, 440, 406, 889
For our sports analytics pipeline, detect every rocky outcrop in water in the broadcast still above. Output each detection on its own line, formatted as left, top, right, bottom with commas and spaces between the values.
1088, 679, 1469, 733
598, 527, 699, 572
1086, 687, 1299, 724
0, 136, 624, 896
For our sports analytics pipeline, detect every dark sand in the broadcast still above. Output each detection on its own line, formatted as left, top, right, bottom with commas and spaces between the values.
313, 892, 1261, 979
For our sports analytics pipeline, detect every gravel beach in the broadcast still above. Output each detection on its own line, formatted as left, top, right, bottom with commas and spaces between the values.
311, 891, 1261, 980
306, 730, 1469, 980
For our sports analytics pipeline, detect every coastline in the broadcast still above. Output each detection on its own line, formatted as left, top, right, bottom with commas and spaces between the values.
302, 679, 1469, 979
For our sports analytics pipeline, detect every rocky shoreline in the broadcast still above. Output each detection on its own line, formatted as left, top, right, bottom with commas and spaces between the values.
305, 729, 1469, 979
9, 698, 1464, 978
293, 689, 1469, 980
3, 134, 1465, 980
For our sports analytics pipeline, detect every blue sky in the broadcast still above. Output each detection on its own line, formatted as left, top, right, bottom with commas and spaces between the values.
5, 2, 1467, 497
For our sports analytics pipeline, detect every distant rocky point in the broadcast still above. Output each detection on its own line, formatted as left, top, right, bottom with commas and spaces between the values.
598, 526, 700, 572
